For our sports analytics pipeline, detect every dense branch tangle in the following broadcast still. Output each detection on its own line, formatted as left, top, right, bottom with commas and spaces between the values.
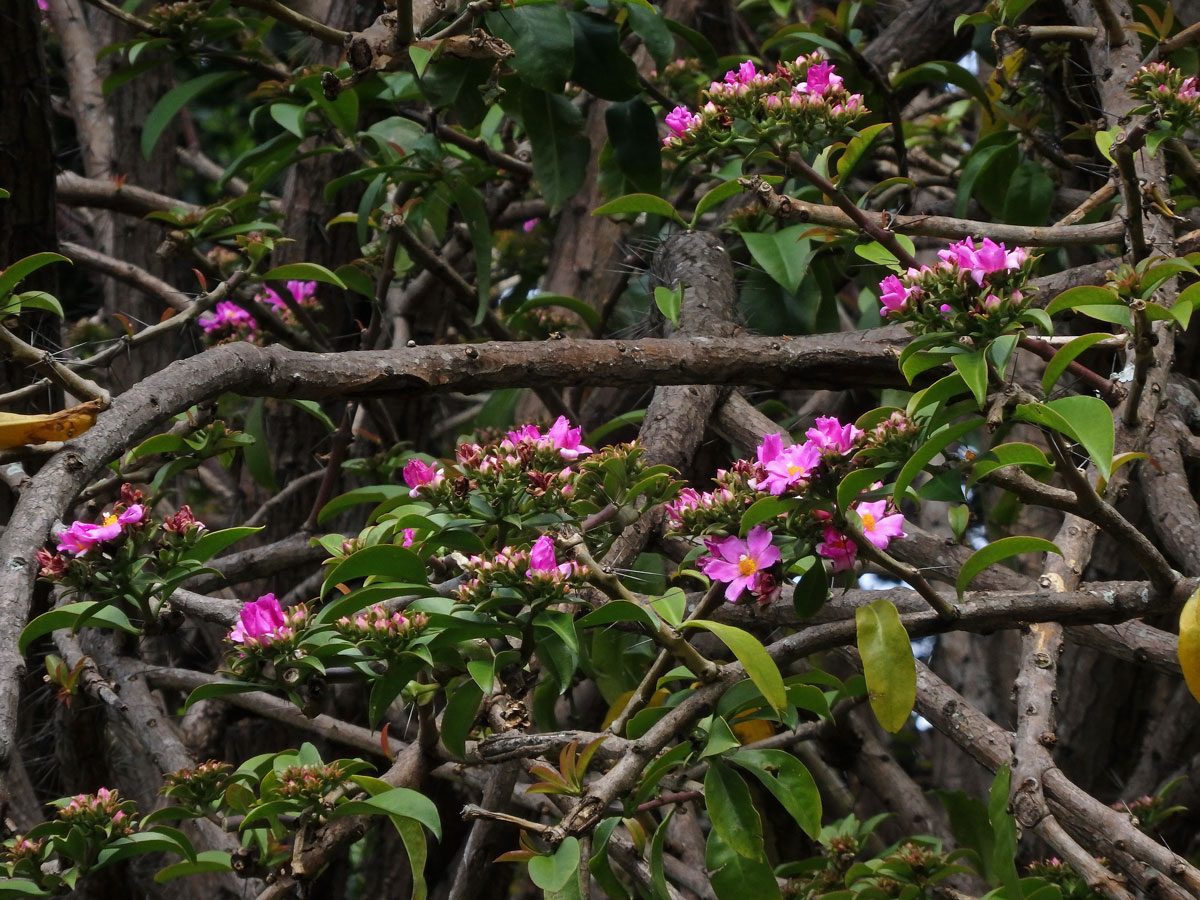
7, 1, 1200, 900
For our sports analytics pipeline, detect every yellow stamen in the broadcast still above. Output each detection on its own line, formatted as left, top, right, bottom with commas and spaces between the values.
738, 555, 758, 577
103, 513, 119, 527
786, 464, 803, 476
861, 512, 876, 532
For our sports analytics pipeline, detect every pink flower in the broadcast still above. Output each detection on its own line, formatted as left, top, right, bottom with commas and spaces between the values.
506, 423, 542, 444
855, 499, 906, 550
800, 61, 843, 95
118, 503, 147, 526
878, 274, 911, 316
522, 218, 540, 233
229, 593, 287, 644
198, 300, 255, 334
727, 60, 759, 85
816, 525, 856, 571
666, 487, 705, 522
526, 534, 579, 580
1181, 76, 1199, 99
401, 528, 416, 548
699, 526, 781, 602
545, 416, 591, 460
403, 459, 443, 497
939, 238, 1027, 286
55, 510, 134, 556
664, 106, 701, 143
805, 417, 862, 454
163, 505, 202, 534
755, 435, 820, 495
287, 280, 317, 304
38, 0, 48, 11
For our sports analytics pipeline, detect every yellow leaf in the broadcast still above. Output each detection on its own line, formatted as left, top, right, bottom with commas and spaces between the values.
0, 399, 103, 449
600, 688, 668, 730
1179, 587, 1200, 703
730, 708, 774, 745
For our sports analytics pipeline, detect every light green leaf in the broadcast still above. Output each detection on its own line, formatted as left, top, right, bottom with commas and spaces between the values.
967, 441, 1052, 487
20, 602, 139, 654
855, 597, 916, 732
512, 293, 600, 331
956, 536, 1062, 597
893, 417, 985, 506
682, 620, 786, 714
1015, 395, 1114, 480
742, 226, 812, 294
332, 787, 442, 839
593, 192, 685, 225
691, 178, 748, 226
0, 252, 71, 300
321, 544, 427, 597
1041, 333, 1113, 395
575, 600, 658, 630
952, 348, 989, 408
653, 285, 682, 326
1044, 284, 1119, 316
180, 526, 262, 565
153, 850, 234, 884
258, 263, 346, 289
528, 837, 582, 900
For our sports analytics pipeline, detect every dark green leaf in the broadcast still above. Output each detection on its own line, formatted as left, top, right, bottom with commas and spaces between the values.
731, 748, 821, 838
512, 293, 601, 331
593, 192, 684, 224
575, 600, 658, 630
321, 544, 427, 597
441, 680, 483, 760
704, 759, 765, 861
893, 417, 985, 505
332, 787, 442, 839
486, 5, 574, 93
956, 536, 1062, 597
20, 602, 139, 654
520, 88, 590, 214
180, 526, 262, 565
447, 174, 492, 323
142, 72, 241, 159
569, 12, 639, 101
605, 98, 662, 195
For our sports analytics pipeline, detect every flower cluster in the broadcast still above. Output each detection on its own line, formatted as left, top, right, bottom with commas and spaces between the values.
3, 834, 46, 878
272, 762, 349, 806
668, 416, 910, 596
876, 237, 1036, 338
403, 416, 592, 517
198, 280, 319, 344
227, 593, 306, 649
663, 54, 867, 154
160, 760, 234, 811
1129, 62, 1200, 130
333, 604, 429, 654
53, 787, 136, 836
455, 535, 588, 606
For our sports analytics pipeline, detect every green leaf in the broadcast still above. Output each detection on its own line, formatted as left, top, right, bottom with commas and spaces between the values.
739, 495, 795, 535
907, 372, 969, 418
967, 441, 1052, 487
180, 526, 262, 565
1002, 160, 1053, 226
730, 748, 821, 838
181, 679, 266, 711
705, 829, 782, 900
699, 716, 741, 759
1041, 333, 1112, 395
624, 1, 673, 69
989, 766, 1023, 899
743, 226, 812, 294
1015, 395, 1114, 480
512, 293, 601, 331
576, 600, 658, 630
704, 759, 765, 861
593, 192, 685, 225
485, 5, 574, 93
332, 787, 442, 839
440, 679, 483, 760
952, 348, 989, 408
650, 588, 686, 628
606, 98, 662, 196
568, 12, 639, 101
142, 71, 241, 159
792, 558, 828, 617
1044, 284, 1119, 316
322, 544, 427, 597
0, 252, 71, 300
258, 262, 346, 289
20, 602, 139, 654
682, 620, 785, 715
893, 417, 985, 506
152, 849, 234, 883
528, 837, 582, 900
395, 817, 430, 900
447, 174, 492, 324
269, 103, 309, 138
653, 285, 682, 326
855, 597, 916, 733
837, 466, 884, 513
892, 60, 991, 114
319, 485, 412, 525
691, 178, 747, 226
855, 234, 917, 270
835, 122, 890, 185
956, 536, 1062, 597
520, 88, 591, 215
648, 810, 672, 900
13, 290, 64, 318
242, 398, 277, 492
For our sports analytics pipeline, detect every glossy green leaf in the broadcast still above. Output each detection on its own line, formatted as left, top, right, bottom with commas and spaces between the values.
0, 252, 70, 299
322, 544, 427, 596
440, 679, 483, 760
521, 88, 590, 215
792, 558, 828, 617
569, 12, 639, 101
907, 372, 969, 418
20, 602, 139, 654
892, 60, 991, 113
153, 850, 234, 884
835, 122, 890, 185
1015, 395, 1114, 480
258, 262, 346, 289
11, 290, 64, 318
181, 679, 266, 711
683, 620, 786, 714
606, 98, 662, 195
1041, 333, 1113, 395
332, 786, 442, 839
837, 466, 884, 513
956, 536, 1062, 597
575, 600, 658, 630
952, 348, 989, 408
704, 759, 765, 861
967, 441, 1052, 486
485, 5, 573, 93
731, 748, 821, 838
743, 226, 812, 294
1044, 284, 1119, 316
856, 597, 916, 732
739, 495, 795, 535
1173, 281, 1200, 329
180, 526, 262, 565
855, 233, 917, 270
593, 192, 685, 224
705, 829, 782, 900
142, 71, 240, 159
893, 417, 985, 506
653, 285, 681, 326
528, 837, 582, 900
395, 817, 429, 900
692, 178, 746, 226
